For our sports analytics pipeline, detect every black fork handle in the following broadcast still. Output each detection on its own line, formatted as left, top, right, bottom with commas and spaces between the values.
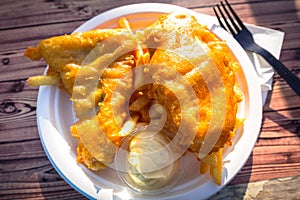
254, 46, 300, 96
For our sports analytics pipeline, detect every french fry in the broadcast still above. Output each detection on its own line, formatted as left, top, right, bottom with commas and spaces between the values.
27, 75, 59, 86
209, 148, 223, 186
200, 148, 223, 185
118, 17, 133, 33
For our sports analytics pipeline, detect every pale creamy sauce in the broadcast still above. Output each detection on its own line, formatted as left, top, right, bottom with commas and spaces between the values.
126, 130, 178, 190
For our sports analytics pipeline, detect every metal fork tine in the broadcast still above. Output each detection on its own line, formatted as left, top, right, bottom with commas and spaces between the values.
224, 0, 245, 29
220, 1, 240, 32
216, 4, 235, 35
213, 6, 226, 30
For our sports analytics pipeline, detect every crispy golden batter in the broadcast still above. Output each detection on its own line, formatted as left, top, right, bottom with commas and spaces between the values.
25, 29, 129, 94
25, 14, 243, 184
141, 12, 242, 155
25, 28, 139, 170
137, 12, 243, 185
69, 52, 136, 169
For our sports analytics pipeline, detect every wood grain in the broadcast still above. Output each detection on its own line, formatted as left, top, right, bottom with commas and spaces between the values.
0, 0, 299, 199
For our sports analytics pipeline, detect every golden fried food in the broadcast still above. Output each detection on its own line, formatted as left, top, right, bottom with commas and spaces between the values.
140, 12, 243, 184
144, 13, 242, 148
25, 27, 142, 170
70, 52, 136, 169
25, 28, 129, 94
25, 13, 243, 185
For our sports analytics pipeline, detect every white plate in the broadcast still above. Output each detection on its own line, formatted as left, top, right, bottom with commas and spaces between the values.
36, 3, 262, 200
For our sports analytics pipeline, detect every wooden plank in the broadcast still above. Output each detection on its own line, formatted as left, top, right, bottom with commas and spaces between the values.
0, 126, 39, 143
0, 21, 84, 53
0, 140, 46, 161
0, 89, 38, 130
1, 0, 282, 30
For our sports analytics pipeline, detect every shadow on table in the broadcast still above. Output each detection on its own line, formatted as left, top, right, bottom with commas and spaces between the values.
263, 89, 300, 137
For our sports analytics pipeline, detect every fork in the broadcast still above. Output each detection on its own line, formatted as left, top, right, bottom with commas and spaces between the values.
213, 0, 300, 96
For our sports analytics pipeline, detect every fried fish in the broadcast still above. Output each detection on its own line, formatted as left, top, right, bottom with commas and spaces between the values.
25, 13, 243, 185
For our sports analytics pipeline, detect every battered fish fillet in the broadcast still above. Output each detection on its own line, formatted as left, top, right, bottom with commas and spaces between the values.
142, 13, 243, 154
25, 29, 140, 170
25, 29, 128, 94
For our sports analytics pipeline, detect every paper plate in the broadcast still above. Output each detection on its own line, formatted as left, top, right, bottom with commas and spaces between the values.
36, 3, 262, 200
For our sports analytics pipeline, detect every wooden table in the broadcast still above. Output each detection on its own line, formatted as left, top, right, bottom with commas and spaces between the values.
1, 0, 299, 199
